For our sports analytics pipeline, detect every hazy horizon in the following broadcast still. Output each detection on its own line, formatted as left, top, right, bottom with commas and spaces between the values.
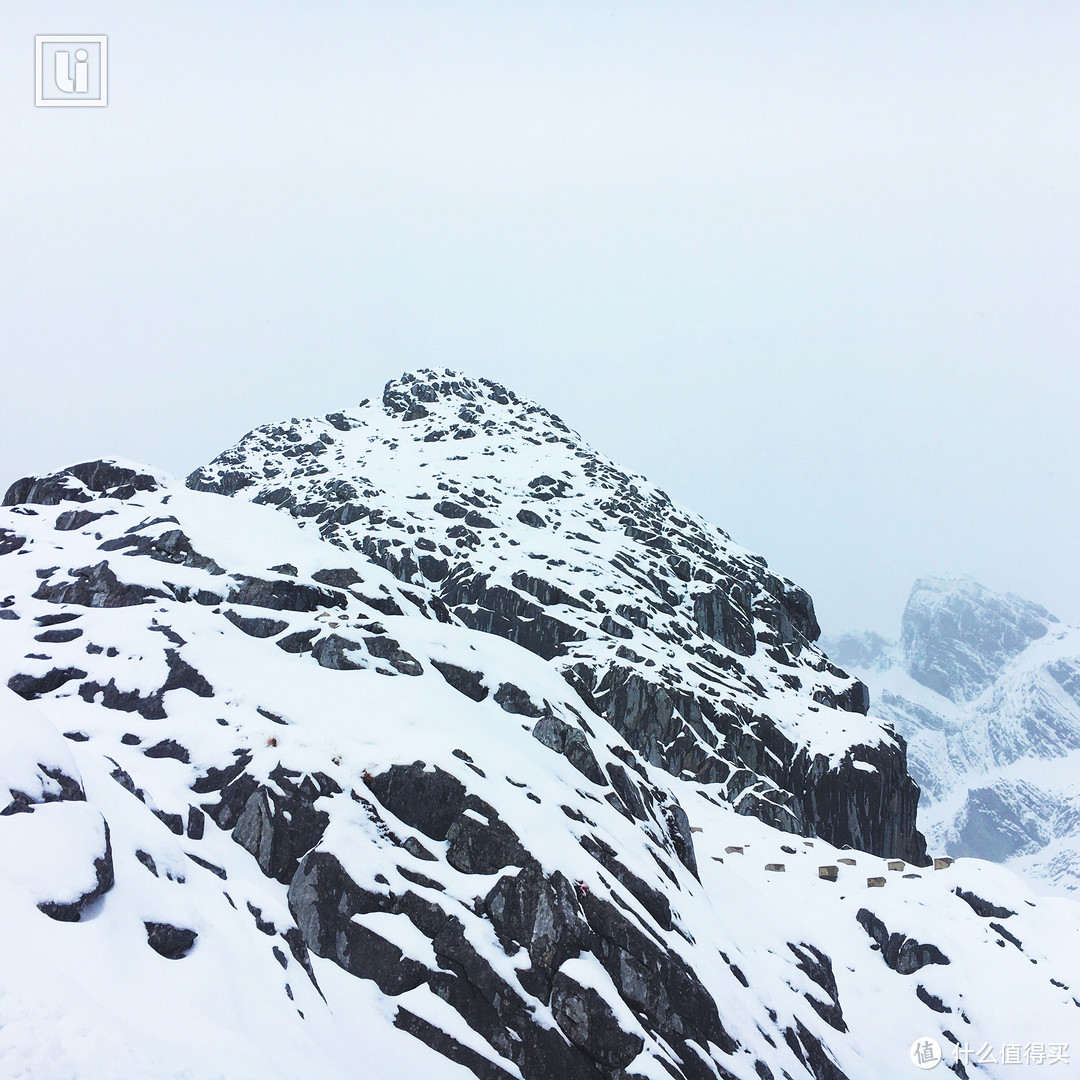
3, 2, 1078, 638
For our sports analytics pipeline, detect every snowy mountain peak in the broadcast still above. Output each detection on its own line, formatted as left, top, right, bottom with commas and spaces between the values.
188, 369, 924, 862
4, 399, 1080, 1077
901, 575, 1058, 704
380, 367, 551, 427
830, 575, 1080, 897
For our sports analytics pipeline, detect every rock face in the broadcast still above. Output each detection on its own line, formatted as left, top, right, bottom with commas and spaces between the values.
823, 576, 1080, 894
187, 368, 924, 863
855, 908, 951, 974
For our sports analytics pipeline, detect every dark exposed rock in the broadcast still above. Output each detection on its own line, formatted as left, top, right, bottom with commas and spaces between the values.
579, 834, 673, 931
143, 739, 190, 763
2, 759, 85, 815
152, 808, 184, 835
4, 461, 157, 507
78, 678, 166, 720
692, 588, 756, 657
402, 836, 438, 862
203, 771, 261, 830
9, 667, 88, 699
430, 660, 488, 701
953, 887, 1016, 920
186, 853, 227, 879
135, 849, 159, 876
365, 763, 467, 841
663, 800, 699, 878
484, 865, 588, 996
33, 561, 168, 608
99, 527, 225, 575
364, 635, 423, 676
232, 772, 338, 884
186, 467, 255, 497
788, 1018, 849, 1080
532, 715, 605, 786
223, 610, 290, 638
434, 500, 468, 519
577, 884, 739, 1059
0, 529, 26, 555
54, 509, 105, 531
311, 634, 365, 670
599, 615, 632, 639
393, 1009, 517, 1080
277, 629, 318, 654
510, 571, 588, 612
550, 970, 644, 1068
144, 921, 198, 959
34, 627, 82, 643
311, 567, 363, 588
445, 804, 528, 875
162, 650, 214, 697
37, 819, 114, 922
990, 920, 1022, 949
834, 679, 870, 715
916, 984, 951, 1013
856, 908, 950, 974
35, 612, 80, 626
225, 574, 346, 613
288, 851, 430, 995
516, 509, 545, 528
494, 681, 544, 717
190, 750, 253, 794
787, 942, 847, 1032
606, 763, 648, 822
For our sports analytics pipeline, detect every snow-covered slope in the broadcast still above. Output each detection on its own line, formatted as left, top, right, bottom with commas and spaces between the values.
823, 577, 1080, 896
187, 369, 923, 862
2, 397, 1079, 1080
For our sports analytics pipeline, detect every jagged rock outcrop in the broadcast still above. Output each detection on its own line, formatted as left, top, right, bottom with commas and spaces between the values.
187, 369, 925, 863
856, 908, 950, 974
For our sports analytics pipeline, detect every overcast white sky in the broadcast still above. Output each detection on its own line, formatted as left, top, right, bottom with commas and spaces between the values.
2, 2, 1078, 636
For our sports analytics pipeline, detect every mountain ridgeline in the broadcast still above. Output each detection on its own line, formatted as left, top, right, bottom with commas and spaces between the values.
188, 369, 924, 864
10, 373, 1077, 1080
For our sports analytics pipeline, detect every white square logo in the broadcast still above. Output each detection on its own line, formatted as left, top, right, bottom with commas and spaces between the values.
36, 36, 108, 107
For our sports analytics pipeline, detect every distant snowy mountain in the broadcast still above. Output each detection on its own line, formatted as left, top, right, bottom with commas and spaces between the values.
2, 378, 1079, 1080
823, 576, 1080, 896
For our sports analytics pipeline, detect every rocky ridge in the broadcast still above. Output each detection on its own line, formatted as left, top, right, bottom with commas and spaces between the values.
188, 369, 923, 862
2, 392, 1078, 1079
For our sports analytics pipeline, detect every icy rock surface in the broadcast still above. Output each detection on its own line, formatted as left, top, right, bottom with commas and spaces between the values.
188, 369, 923, 862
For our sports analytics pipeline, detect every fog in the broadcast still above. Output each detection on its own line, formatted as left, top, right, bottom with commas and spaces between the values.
2, 1, 1078, 635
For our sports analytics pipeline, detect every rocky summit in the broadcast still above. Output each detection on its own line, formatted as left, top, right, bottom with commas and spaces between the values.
2, 374, 1079, 1080
188, 369, 923, 863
